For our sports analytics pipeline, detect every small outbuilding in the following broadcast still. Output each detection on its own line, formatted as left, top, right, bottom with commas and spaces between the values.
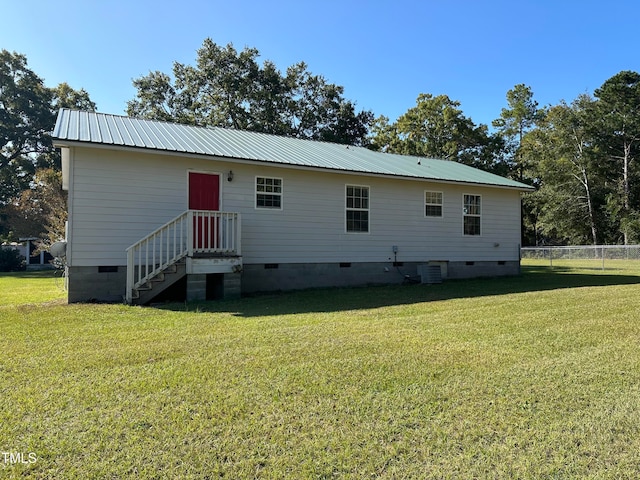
52, 109, 533, 304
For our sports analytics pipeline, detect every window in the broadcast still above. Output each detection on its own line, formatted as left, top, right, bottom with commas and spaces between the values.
346, 185, 369, 233
256, 177, 282, 209
463, 194, 481, 236
425, 191, 443, 217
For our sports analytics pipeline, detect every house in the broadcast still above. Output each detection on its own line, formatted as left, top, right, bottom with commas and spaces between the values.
19, 238, 54, 269
1, 239, 53, 270
52, 109, 533, 304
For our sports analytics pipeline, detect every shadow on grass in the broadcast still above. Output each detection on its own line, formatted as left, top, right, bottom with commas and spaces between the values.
0, 269, 59, 279
154, 265, 640, 317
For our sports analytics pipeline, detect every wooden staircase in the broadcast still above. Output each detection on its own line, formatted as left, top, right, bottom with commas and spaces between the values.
125, 210, 241, 305
129, 260, 187, 305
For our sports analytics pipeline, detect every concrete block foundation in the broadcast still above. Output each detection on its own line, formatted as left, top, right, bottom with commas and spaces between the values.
186, 274, 207, 302
241, 260, 521, 293
66, 260, 521, 303
67, 265, 127, 303
67, 266, 244, 303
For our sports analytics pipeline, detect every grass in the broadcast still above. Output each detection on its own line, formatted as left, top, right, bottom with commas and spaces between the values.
2, 263, 640, 478
0, 270, 66, 305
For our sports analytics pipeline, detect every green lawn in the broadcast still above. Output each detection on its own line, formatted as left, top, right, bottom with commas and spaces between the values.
0, 270, 66, 306
2, 264, 640, 478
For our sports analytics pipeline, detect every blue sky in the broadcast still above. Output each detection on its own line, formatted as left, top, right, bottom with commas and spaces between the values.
2, 0, 639, 129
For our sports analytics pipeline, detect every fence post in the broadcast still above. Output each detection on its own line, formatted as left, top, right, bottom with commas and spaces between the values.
602, 245, 605, 271
549, 247, 553, 268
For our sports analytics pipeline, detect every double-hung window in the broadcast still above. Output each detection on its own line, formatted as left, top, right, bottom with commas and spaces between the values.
346, 185, 369, 233
256, 177, 282, 209
425, 191, 443, 217
463, 194, 481, 235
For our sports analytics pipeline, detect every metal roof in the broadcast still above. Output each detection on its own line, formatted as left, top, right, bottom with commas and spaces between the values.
52, 109, 533, 191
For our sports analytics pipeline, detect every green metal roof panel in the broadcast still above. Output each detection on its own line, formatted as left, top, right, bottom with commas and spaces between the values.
52, 109, 533, 191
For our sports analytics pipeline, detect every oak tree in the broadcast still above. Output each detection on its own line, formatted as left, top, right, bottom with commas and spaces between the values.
0, 51, 96, 241
128, 38, 374, 146
369, 93, 504, 173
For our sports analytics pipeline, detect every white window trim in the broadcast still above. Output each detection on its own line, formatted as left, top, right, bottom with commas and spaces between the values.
345, 184, 371, 234
255, 176, 283, 211
424, 190, 444, 218
462, 193, 482, 236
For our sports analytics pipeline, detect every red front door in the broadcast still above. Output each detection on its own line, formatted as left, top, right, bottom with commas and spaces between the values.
189, 172, 220, 250
189, 172, 220, 211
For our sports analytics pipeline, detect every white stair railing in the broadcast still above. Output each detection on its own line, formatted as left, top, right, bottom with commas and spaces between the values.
191, 210, 242, 255
126, 210, 241, 304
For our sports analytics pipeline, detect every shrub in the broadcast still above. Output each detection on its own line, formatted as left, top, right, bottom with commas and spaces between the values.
0, 247, 26, 271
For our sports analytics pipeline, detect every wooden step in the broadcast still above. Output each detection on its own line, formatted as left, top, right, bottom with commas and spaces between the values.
131, 261, 187, 305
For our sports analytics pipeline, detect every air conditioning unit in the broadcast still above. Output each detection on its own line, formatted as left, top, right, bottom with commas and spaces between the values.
418, 264, 442, 284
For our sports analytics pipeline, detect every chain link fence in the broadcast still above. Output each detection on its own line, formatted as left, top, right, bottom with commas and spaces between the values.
521, 245, 640, 270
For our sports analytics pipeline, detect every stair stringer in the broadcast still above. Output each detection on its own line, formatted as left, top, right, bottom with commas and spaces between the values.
132, 261, 187, 305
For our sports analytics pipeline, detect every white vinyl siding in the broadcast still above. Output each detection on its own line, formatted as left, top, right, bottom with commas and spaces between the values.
66, 147, 522, 267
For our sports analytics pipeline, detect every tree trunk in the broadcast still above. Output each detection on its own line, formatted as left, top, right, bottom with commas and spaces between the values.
581, 168, 598, 245
623, 142, 631, 245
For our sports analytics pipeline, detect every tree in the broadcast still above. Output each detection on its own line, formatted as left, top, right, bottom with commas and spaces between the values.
369, 93, 503, 172
280, 61, 374, 144
0, 50, 55, 204
492, 84, 545, 182
36, 82, 97, 171
395, 94, 475, 159
368, 115, 398, 152
0, 247, 25, 272
4, 169, 66, 243
523, 96, 604, 245
127, 38, 374, 146
52, 82, 96, 112
178, 40, 261, 130
592, 71, 640, 244
0, 50, 95, 242
127, 71, 176, 122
